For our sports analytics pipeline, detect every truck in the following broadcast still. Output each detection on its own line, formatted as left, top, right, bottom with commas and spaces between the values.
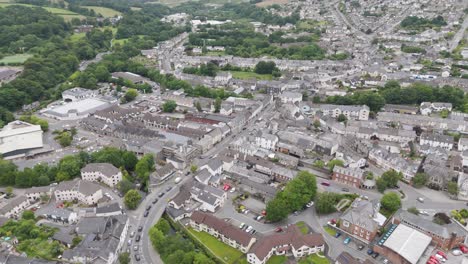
174, 177, 182, 184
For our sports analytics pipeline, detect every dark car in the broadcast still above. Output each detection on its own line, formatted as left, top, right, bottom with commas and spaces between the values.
372, 252, 379, 259
146, 205, 152, 211
135, 235, 141, 242
135, 254, 141, 261
152, 198, 158, 204
335, 232, 342, 238
341, 187, 349, 192
166, 186, 172, 192
143, 211, 149, 217
357, 245, 364, 250
367, 249, 374, 255
138, 226, 143, 232
158, 192, 165, 198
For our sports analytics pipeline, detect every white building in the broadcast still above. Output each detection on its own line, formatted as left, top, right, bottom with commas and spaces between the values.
315, 104, 370, 121
279, 91, 302, 104
458, 138, 468, 152
254, 130, 279, 150
0, 196, 30, 218
0, 121, 43, 158
25, 186, 52, 202
190, 182, 226, 212
54, 179, 103, 205
420, 133, 454, 150
62, 87, 96, 102
81, 163, 122, 188
368, 147, 419, 181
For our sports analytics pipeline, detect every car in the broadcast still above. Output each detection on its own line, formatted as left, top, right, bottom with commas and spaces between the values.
127, 239, 132, 246
245, 226, 253, 233
420, 210, 429, 215
174, 177, 182, 184
321, 182, 330, 186
135, 254, 141, 261
335, 232, 342, 238
135, 235, 141, 242
138, 226, 143, 232
383, 259, 388, 264
357, 245, 364, 251
152, 198, 158, 204
417, 197, 425, 203
146, 205, 152, 211
230, 187, 236, 193
344, 237, 351, 244
130, 231, 135, 238
429, 256, 440, 264
452, 249, 462, 256
166, 186, 172, 192
275, 227, 283, 232
158, 192, 165, 198
435, 254, 446, 262
143, 211, 149, 217
372, 252, 379, 259
256, 215, 263, 221
306, 201, 314, 208
427, 260, 438, 264
341, 188, 349, 192
244, 210, 249, 214
239, 223, 245, 229
460, 245, 468, 253
367, 249, 374, 255
253, 215, 258, 220
437, 251, 447, 259
293, 211, 299, 215
251, 229, 256, 235
134, 245, 139, 251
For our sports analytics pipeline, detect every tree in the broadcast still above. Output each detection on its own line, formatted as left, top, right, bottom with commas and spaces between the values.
149, 225, 165, 250
72, 236, 82, 247
195, 101, 202, 112
5, 186, 13, 197
214, 97, 222, 113
190, 164, 198, 174
162, 100, 177, 113
122, 152, 138, 171
337, 114, 347, 122
380, 192, 401, 214
315, 192, 339, 214
408, 207, 420, 215
412, 173, 428, 188
22, 210, 35, 220
119, 252, 130, 264
265, 197, 289, 222
124, 189, 141, 209
254, 61, 278, 75
381, 170, 401, 188
327, 159, 344, 171
448, 181, 458, 195
313, 160, 324, 169
155, 219, 171, 235
118, 178, 133, 195
313, 120, 321, 130
376, 177, 387, 193
123, 89, 138, 103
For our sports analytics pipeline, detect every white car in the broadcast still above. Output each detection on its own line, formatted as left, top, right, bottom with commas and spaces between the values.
230, 188, 236, 193
435, 254, 446, 262
306, 201, 314, 208
239, 223, 245, 229
452, 249, 462, 256
245, 226, 253, 233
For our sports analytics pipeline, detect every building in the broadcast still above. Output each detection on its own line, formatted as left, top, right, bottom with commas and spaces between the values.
338, 199, 386, 244
279, 92, 302, 104
332, 166, 365, 188
392, 209, 467, 250
54, 179, 103, 205
25, 186, 52, 202
247, 225, 325, 264
190, 211, 256, 253
373, 224, 432, 264
81, 163, 122, 188
420, 133, 454, 150
42, 207, 78, 224
420, 102, 452, 115
190, 182, 226, 212
0, 196, 30, 218
62, 87, 96, 102
368, 147, 419, 181
0, 121, 43, 159
314, 104, 370, 121
458, 137, 468, 151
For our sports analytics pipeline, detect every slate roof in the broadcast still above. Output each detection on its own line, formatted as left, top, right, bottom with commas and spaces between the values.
81, 163, 120, 178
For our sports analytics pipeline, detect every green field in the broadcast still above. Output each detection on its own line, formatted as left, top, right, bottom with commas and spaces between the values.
229, 71, 273, 80
323, 226, 337, 236
0, 54, 33, 64
298, 253, 330, 264
296, 221, 309, 235
266, 255, 287, 264
187, 228, 244, 264
70, 32, 86, 42
0, 3, 85, 21
83, 6, 121, 17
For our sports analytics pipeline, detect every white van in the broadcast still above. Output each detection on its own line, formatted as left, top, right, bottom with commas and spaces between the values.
174, 177, 181, 184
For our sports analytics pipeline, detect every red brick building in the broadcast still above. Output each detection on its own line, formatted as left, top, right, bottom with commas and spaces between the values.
332, 166, 365, 188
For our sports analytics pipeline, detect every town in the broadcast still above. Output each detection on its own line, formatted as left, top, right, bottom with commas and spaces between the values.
0, 0, 467, 264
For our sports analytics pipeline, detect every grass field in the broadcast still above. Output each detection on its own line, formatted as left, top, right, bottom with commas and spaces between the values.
229, 71, 273, 80
149, 0, 247, 7
83, 6, 121, 17
323, 226, 337, 236
295, 221, 309, 235
187, 228, 244, 264
70, 32, 86, 42
266, 255, 287, 264
0, 3, 85, 21
256, 0, 288, 7
0, 54, 33, 64
298, 253, 330, 264
130, 6, 141, 11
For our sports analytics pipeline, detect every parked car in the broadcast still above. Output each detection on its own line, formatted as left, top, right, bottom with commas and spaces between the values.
244, 210, 250, 214
357, 245, 364, 250
152, 198, 158, 204
417, 197, 425, 203
452, 249, 462, 256
435, 254, 446, 262
321, 182, 330, 186
344, 237, 351, 244
372, 252, 379, 259
275, 227, 283, 232
306, 201, 314, 208
367, 249, 374, 255
230, 188, 236, 193
135, 235, 141, 242
166, 186, 172, 192
135, 254, 140, 261
429, 256, 440, 264
143, 211, 149, 217
158, 192, 165, 197
146, 205, 152, 211
341, 188, 349, 192
251, 230, 256, 235
437, 251, 447, 259
138, 226, 143, 232
134, 245, 139, 251
256, 215, 263, 221
130, 231, 135, 238
239, 223, 245, 229
335, 232, 342, 238
245, 226, 253, 233
460, 245, 468, 253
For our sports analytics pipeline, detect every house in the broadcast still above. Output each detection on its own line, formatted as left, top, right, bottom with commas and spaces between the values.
420, 133, 454, 150
332, 166, 365, 188
313, 104, 370, 121
422, 163, 457, 190
190, 211, 256, 253
392, 210, 467, 250
458, 137, 468, 151
420, 102, 453, 115
382, 104, 418, 115
152, 163, 176, 183
190, 182, 226, 212
338, 199, 386, 244
81, 163, 122, 188
54, 179, 103, 205
42, 207, 78, 224
279, 92, 302, 104
0, 196, 30, 218
200, 158, 224, 177
25, 186, 52, 202
215, 72, 232, 85
62, 88, 96, 102
0, 120, 43, 159
254, 130, 278, 150
247, 225, 325, 264
368, 147, 419, 181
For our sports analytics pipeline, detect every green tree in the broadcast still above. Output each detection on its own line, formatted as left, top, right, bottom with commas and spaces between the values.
118, 178, 133, 195
5, 186, 13, 197
448, 181, 458, 195
214, 97, 222, 113
119, 252, 130, 264
313, 120, 321, 129
124, 189, 141, 209
195, 101, 202, 112
155, 218, 171, 235
315, 192, 339, 214
190, 164, 198, 174
72, 236, 82, 247
265, 197, 289, 222
162, 100, 177, 113
313, 160, 324, 169
254, 61, 278, 75
337, 114, 347, 122
408, 207, 419, 215
376, 177, 387, 193
123, 89, 138, 103
412, 173, 428, 188
380, 192, 401, 214
327, 159, 344, 171
381, 170, 401, 188
22, 210, 35, 220
149, 225, 165, 250
122, 152, 138, 171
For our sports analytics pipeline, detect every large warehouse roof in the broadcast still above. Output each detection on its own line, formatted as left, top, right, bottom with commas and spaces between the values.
383, 224, 432, 264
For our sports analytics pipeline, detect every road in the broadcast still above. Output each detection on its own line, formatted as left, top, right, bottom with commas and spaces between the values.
79, 51, 111, 71
449, 15, 468, 52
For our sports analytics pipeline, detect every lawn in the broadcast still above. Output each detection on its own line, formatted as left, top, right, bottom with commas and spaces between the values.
229, 71, 273, 80
266, 255, 287, 264
298, 253, 330, 264
0, 3, 85, 21
323, 226, 337, 236
83, 6, 121, 17
187, 228, 244, 264
0, 54, 32, 64
70, 32, 86, 42
295, 221, 309, 235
